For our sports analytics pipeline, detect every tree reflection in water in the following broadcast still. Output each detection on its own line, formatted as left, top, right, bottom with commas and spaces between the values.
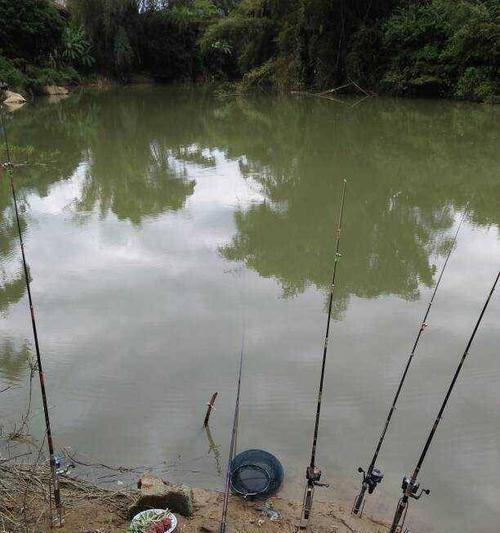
0, 88, 498, 320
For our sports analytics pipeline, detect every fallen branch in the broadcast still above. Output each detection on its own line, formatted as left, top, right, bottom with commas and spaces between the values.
318, 82, 352, 96
349, 78, 378, 97
292, 79, 377, 104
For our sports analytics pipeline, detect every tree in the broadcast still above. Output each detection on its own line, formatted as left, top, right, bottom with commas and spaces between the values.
0, 0, 64, 62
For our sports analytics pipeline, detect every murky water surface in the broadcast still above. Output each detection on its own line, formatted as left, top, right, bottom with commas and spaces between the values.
1, 87, 499, 532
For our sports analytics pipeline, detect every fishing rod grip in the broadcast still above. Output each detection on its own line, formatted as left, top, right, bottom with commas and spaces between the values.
389, 497, 407, 533
299, 484, 314, 528
352, 482, 367, 515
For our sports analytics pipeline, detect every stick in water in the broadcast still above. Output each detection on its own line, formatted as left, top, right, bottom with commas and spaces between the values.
204, 392, 219, 426
1, 108, 63, 527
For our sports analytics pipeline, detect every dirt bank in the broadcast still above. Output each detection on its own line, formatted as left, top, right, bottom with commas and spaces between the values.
59, 487, 388, 533
0, 462, 387, 532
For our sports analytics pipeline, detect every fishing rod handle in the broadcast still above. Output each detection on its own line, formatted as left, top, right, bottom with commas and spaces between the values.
389, 497, 407, 533
299, 484, 315, 529
352, 482, 367, 515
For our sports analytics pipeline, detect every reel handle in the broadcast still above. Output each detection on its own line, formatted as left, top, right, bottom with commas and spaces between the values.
357, 466, 366, 482
410, 487, 430, 500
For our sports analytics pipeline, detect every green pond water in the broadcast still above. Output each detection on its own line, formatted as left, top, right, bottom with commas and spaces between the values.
0, 87, 499, 532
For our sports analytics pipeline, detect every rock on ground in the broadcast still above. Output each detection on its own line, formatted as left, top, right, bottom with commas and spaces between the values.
128, 473, 194, 519
42, 85, 69, 96
3, 90, 26, 104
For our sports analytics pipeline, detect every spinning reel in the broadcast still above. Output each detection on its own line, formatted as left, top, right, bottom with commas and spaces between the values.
306, 466, 330, 487
401, 476, 430, 500
306, 466, 329, 488
300, 466, 330, 528
351, 466, 384, 516
358, 466, 384, 494
389, 478, 431, 533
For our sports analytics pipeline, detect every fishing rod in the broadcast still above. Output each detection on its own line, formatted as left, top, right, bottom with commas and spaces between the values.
1, 108, 63, 527
299, 179, 347, 529
389, 270, 499, 533
219, 333, 245, 533
352, 206, 469, 516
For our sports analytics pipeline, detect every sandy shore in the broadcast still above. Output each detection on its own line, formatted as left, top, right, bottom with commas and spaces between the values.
57, 486, 388, 533
0, 460, 388, 532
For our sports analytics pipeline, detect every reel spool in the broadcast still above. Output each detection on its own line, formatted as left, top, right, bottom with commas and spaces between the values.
367, 467, 384, 493
357, 466, 384, 494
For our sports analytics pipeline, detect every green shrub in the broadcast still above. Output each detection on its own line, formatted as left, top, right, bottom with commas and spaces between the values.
239, 59, 276, 91
200, 14, 276, 77
0, 56, 27, 88
381, 0, 498, 100
62, 22, 95, 70
141, 10, 202, 82
346, 23, 386, 89
68, 0, 140, 75
455, 66, 496, 101
113, 27, 135, 80
0, 0, 64, 62
201, 39, 234, 80
22, 65, 80, 93
0, 56, 81, 93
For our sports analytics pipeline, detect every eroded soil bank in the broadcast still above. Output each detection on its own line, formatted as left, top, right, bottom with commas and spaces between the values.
1, 463, 387, 533
59, 487, 388, 533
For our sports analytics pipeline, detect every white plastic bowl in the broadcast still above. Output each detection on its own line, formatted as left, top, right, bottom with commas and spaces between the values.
129, 509, 177, 533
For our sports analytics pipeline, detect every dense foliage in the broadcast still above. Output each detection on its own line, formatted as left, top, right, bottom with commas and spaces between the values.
0, 0, 498, 100
381, 0, 499, 99
0, 0, 64, 61
0, 0, 84, 91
